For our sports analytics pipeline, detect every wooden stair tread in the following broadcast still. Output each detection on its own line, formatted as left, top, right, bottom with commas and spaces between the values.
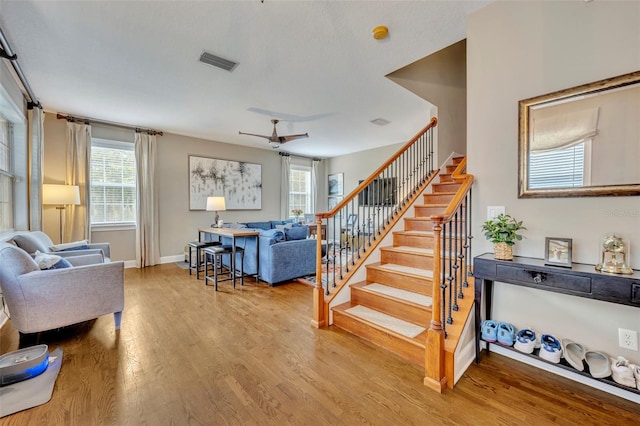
371, 262, 433, 278
354, 281, 433, 308
333, 302, 427, 346
384, 245, 433, 255
394, 230, 434, 236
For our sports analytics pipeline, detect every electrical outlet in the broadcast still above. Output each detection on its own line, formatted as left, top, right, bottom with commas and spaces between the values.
487, 206, 505, 220
618, 328, 639, 351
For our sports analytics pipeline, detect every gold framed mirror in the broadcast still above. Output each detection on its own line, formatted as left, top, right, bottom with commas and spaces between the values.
518, 71, 640, 198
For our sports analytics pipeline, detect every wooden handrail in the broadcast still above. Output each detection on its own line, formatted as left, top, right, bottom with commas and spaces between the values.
316, 117, 437, 219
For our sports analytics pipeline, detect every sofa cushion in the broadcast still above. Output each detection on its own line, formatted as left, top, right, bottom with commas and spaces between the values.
270, 220, 285, 228
12, 231, 53, 254
243, 221, 272, 231
260, 229, 285, 244
50, 239, 90, 252
34, 251, 73, 270
221, 223, 248, 229
284, 225, 308, 241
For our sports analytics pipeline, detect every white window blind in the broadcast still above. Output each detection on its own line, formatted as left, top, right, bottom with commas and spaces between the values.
90, 138, 136, 225
0, 116, 13, 232
289, 166, 311, 217
528, 141, 587, 189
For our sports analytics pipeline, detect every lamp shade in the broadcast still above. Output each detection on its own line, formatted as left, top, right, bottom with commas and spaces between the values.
205, 196, 226, 212
43, 184, 80, 205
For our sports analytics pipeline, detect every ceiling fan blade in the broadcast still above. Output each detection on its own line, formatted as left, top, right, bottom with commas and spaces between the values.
239, 131, 272, 140
279, 133, 309, 143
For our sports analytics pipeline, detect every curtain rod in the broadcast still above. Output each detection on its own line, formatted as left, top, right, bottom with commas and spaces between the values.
56, 113, 164, 136
0, 26, 41, 109
278, 151, 322, 161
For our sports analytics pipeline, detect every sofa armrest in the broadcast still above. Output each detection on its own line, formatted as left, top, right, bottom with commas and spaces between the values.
259, 238, 316, 284
10, 261, 125, 333
88, 242, 110, 259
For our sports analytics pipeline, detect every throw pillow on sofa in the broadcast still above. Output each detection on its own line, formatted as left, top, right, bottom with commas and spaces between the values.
284, 225, 308, 241
261, 229, 285, 243
34, 251, 73, 270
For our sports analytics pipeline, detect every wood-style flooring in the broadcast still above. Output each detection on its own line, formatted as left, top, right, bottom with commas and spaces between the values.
1, 263, 639, 425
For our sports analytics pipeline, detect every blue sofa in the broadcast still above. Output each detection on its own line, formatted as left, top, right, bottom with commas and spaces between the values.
214, 221, 317, 286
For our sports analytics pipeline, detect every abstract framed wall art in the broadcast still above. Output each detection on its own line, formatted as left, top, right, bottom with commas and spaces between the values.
189, 155, 262, 210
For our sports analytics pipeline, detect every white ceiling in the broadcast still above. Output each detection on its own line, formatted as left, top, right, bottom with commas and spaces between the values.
0, 0, 489, 158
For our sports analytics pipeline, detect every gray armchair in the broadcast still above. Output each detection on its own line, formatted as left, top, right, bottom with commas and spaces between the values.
0, 242, 124, 334
11, 231, 111, 261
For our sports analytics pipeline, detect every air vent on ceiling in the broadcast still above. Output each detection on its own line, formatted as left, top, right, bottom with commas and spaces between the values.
370, 118, 391, 126
199, 51, 238, 72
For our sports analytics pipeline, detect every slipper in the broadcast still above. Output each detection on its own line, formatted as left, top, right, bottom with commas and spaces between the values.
539, 334, 562, 363
497, 322, 516, 347
583, 351, 611, 379
514, 329, 536, 354
562, 339, 585, 371
481, 320, 498, 342
610, 356, 636, 387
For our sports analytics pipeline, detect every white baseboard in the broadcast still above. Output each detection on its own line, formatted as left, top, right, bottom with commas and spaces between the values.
120, 255, 185, 269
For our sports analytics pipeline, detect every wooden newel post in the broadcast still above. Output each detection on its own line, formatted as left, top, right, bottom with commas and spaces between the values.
312, 218, 327, 328
424, 221, 447, 391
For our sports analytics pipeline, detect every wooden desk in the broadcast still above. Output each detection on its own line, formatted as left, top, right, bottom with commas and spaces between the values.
199, 227, 260, 282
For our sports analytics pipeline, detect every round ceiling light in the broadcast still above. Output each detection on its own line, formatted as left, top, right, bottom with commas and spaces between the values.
372, 26, 389, 40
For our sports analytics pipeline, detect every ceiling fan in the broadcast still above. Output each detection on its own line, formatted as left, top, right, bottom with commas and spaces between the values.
239, 119, 308, 148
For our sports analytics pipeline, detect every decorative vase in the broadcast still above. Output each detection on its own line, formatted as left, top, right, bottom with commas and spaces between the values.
494, 242, 513, 260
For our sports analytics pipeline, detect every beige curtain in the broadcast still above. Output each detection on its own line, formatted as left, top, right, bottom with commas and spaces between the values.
311, 159, 320, 213
65, 121, 91, 242
135, 132, 160, 268
27, 106, 44, 230
280, 153, 290, 219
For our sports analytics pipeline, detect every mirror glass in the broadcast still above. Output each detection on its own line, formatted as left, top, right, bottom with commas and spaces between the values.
519, 71, 640, 197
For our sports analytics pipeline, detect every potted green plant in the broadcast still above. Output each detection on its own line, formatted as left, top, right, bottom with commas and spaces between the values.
481, 214, 526, 260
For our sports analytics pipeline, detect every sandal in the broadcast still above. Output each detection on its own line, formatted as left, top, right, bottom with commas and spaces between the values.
514, 329, 536, 354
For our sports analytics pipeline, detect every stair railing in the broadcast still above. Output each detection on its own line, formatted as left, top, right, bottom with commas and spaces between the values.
312, 117, 438, 328
424, 157, 474, 392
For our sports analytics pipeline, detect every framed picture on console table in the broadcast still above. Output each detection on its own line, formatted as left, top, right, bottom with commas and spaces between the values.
544, 237, 572, 267
189, 155, 262, 210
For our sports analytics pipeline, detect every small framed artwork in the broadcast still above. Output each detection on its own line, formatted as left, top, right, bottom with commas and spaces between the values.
544, 237, 573, 267
328, 173, 344, 196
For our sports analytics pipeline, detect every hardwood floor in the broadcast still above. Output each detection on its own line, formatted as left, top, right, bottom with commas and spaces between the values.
1, 263, 639, 425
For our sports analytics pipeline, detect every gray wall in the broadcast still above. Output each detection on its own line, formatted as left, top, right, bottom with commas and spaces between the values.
468, 1, 640, 361
43, 112, 324, 261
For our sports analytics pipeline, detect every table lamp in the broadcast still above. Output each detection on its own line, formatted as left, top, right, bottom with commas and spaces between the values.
206, 196, 226, 227
43, 184, 80, 243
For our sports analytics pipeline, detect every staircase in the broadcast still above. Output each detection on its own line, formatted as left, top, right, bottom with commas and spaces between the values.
331, 156, 475, 387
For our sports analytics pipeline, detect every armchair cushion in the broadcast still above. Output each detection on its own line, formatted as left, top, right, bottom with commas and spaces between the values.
12, 231, 52, 254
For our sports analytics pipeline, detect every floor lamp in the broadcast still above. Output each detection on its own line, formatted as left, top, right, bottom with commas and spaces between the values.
206, 196, 226, 227
43, 184, 80, 243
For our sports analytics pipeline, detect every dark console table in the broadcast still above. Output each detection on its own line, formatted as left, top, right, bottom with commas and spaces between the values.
473, 253, 640, 397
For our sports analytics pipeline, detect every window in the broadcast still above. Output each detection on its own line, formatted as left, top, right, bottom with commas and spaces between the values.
90, 138, 136, 225
0, 115, 13, 232
528, 140, 591, 189
289, 166, 311, 218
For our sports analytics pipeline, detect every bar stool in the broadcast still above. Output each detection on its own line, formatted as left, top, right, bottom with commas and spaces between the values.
187, 241, 221, 279
203, 245, 245, 291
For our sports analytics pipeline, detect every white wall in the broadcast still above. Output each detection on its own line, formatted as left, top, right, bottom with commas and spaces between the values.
468, 1, 640, 361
